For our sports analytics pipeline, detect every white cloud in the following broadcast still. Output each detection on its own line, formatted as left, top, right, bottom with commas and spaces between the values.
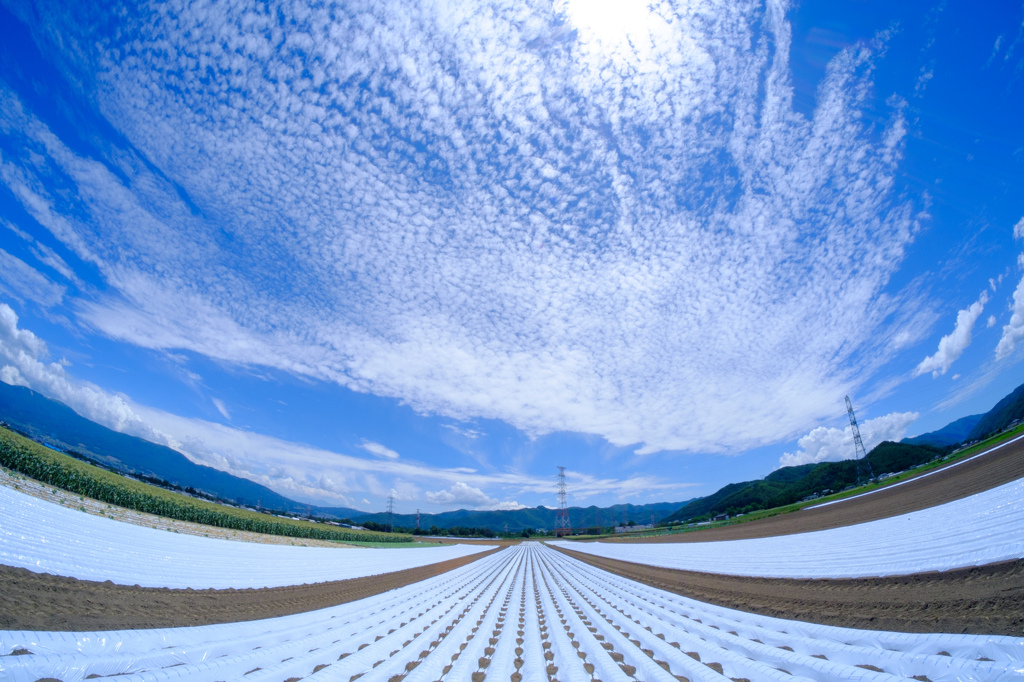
0, 250, 65, 307
988, 315, 997, 328
779, 411, 919, 468
361, 441, 400, 459
996, 277, 1024, 360
440, 423, 484, 439
425, 482, 495, 506
914, 291, 988, 378
996, 218, 1024, 360
0, 303, 164, 442
0, 305, 687, 507
490, 500, 527, 511
211, 397, 231, 420
0, 365, 30, 387
1, 0, 918, 456
424, 481, 523, 510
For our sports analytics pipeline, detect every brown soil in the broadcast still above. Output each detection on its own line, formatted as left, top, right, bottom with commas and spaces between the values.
554, 548, 1024, 636
2, 437, 1021, 634
606, 435, 1024, 543
0, 547, 502, 631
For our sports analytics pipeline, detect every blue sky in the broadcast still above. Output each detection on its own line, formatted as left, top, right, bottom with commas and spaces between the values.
0, 0, 1023, 514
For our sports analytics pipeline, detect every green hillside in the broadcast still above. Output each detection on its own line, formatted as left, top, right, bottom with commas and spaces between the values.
664, 441, 946, 523
968, 382, 1024, 441
0, 382, 361, 516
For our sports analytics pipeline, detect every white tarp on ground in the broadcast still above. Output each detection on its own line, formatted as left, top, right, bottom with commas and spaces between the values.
2, 544, 1022, 682
0, 485, 492, 588
551, 476, 1024, 579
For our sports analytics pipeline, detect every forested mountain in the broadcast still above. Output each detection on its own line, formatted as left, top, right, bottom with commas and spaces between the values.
662, 441, 946, 523
967, 381, 1024, 441
355, 501, 686, 534
0, 382, 360, 516
664, 379, 1024, 524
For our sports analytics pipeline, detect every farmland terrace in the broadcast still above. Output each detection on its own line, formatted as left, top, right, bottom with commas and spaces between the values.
1, 439, 1023, 681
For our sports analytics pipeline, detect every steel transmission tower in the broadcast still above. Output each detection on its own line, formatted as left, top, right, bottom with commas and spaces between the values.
555, 466, 572, 537
386, 494, 395, 533
845, 395, 874, 482
415, 508, 420, 530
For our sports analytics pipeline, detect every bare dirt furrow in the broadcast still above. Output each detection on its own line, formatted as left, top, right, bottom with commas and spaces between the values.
6, 545, 1017, 682
0, 546, 501, 631
554, 545, 1024, 636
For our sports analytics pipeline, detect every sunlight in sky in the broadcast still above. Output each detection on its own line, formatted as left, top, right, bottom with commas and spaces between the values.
562, 0, 659, 48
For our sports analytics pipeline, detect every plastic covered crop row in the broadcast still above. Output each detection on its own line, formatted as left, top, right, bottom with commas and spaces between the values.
552, 476, 1024, 579
0, 485, 491, 588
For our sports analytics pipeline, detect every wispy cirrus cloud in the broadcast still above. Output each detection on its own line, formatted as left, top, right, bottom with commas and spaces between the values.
2, 0, 918, 456
361, 441, 400, 460
0, 249, 65, 308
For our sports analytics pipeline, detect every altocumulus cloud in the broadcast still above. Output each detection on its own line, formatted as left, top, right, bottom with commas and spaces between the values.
3, 0, 919, 455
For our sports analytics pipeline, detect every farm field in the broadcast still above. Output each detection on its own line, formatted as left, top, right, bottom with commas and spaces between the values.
614, 430, 1024, 544
0, 429, 409, 544
4, 543, 1023, 682
0, 466, 357, 547
550, 476, 1024, 579
0, 485, 492, 589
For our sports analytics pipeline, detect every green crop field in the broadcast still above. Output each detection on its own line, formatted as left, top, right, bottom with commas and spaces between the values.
0, 427, 412, 544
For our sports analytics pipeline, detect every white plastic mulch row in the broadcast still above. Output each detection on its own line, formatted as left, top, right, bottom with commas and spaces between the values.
552, 476, 1024, 579
2, 544, 1022, 682
0, 485, 491, 588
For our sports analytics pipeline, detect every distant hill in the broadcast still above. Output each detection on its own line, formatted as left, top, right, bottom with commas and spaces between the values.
356, 501, 686, 533
0, 382, 362, 517
663, 441, 947, 523
903, 413, 984, 448
666, 379, 1024, 524
967, 382, 1024, 441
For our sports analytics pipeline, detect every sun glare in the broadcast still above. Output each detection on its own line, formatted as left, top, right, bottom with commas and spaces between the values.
562, 0, 659, 49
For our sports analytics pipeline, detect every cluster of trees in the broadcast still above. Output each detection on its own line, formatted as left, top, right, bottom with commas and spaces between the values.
355, 522, 498, 538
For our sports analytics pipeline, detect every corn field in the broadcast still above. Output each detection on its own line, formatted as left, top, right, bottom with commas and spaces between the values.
0, 428, 406, 544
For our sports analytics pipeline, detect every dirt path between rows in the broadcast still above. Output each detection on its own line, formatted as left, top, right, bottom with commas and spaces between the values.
0, 546, 503, 631
554, 546, 1024, 636
606, 434, 1024, 543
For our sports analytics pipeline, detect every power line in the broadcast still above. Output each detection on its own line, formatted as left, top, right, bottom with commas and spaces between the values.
555, 466, 572, 537
845, 395, 874, 483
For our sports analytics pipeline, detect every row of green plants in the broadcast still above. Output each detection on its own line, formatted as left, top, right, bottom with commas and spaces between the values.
0, 427, 410, 544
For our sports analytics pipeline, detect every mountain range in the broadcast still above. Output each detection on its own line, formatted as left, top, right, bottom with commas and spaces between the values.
665, 379, 1024, 524
0, 382, 688, 531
